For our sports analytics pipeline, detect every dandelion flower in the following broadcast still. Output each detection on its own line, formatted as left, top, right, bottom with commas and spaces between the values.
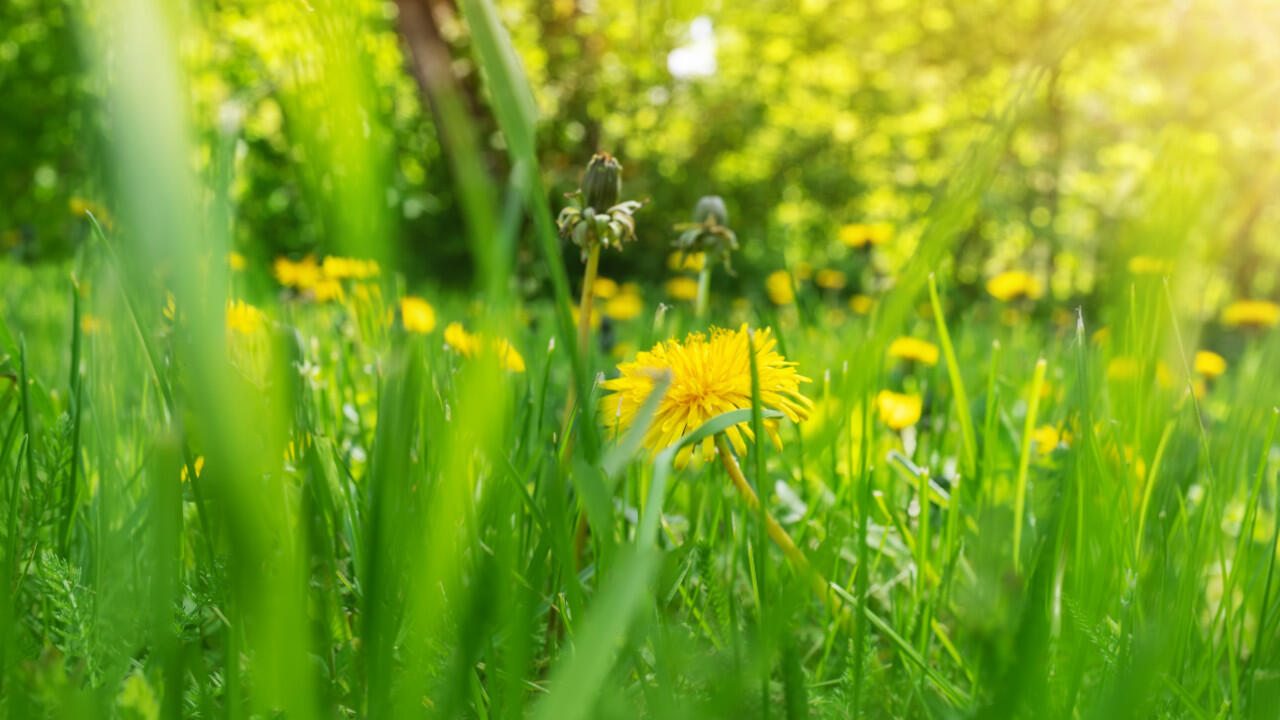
444, 322, 524, 372
849, 294, 874, 315
322, 256, 380, 280
1194, 350, 1226, 378
815, 269, 847, 291
668, 251, 706, 272
273, 255, 322, 289
400, 297, 436, 334
665, 277, 699, 301
766, 270, 795, 306
228, 252, 247, 271
887, 336, 939, 366
80, 314, 103, 335
592, 277, 619, 299
604, 291, 644, 321
1031, 425, 1064, 455
226, 299, 265, 335
1221, 299, 1279, 329
986, 270, 1042, 302
876, 390, 922, 430
599, 325, 812, 469
839, 222, 892, 249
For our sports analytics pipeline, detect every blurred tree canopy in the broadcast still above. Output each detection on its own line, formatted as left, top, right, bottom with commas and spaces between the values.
4, 0, 1279, 303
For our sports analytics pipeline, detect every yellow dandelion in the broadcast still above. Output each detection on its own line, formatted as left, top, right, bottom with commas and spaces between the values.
593, 277, 619, 299
986, 270, 1042, 302
604, 291, 644, 321
228, 252, 247, 271
163, 292, 177, 322
814, 269, 847, 291
322, 256, 381, 280
400, 297, 437, 334
665, 277, 699, 301
839, 222, 892, 249
180, 456, 204, 483
849, 294, 874, 314
876, 390, 922, 430
1091, 326, 1111, 345
313, 277, 344, 303
1031, 425, 1064, 455
444, 322, 479, 357
766, 270, 795, 306
1221, 299, 1279, 329
1128, 255, 1172, 276
1193, 350, 1226, 378
667, 251, 706, 272
887, 336, 939, 366
226, 299, 265, 335
273, 255, 322, 289
444, 322, 523, 372
599, 325, 812, 470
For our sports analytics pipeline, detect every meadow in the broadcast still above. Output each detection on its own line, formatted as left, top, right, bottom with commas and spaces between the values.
2, 1, 1280, 718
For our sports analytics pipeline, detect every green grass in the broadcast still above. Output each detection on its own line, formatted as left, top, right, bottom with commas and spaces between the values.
2, 1, 1280, 719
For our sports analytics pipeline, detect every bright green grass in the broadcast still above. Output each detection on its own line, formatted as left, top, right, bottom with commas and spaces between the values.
2, 1, 1280, 718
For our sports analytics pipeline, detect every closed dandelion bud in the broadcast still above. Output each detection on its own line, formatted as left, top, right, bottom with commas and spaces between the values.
693, 195, 728, 226
582, 152, 622, 211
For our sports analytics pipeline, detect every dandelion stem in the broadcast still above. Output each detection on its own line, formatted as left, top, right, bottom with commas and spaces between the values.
714, 433, 834, 606
567, 243, 601, 569
694, 265, 711, 320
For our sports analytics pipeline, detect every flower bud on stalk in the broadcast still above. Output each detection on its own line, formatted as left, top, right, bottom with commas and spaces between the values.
582, 152, 622, 211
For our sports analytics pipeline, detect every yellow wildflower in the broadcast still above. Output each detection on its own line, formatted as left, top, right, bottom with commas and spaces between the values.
1221, 300, 1279, 329
400, 297, 437, 334
766, 270, 795, 306
604, 291, 644, 321
986, 270, 1042, 302
1031, 425, 1064, 455
665, 277, 699, 301
593, 277, 619, 299
228, 252, 247, 271
226, 300, 265, 335
322, 256, 380, 280
667, 251, 706, 272
444, 322, 524, 372
839, 222, 892, 249
1194, 350, 1226, 378
849, 294, 874, 315
599, 325, 812, 470
273, 255, 322, 289
876, 390, 922, 430
887, 336, 939, 366
814, 269, 847, 291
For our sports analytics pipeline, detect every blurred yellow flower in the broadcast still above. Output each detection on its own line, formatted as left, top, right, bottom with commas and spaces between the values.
766, 270, 795, 305
599, 325, 812, 469
400, 297, 436, 334
876, 390, 922, 430
444, 322, 478, 356
1031, 425, 1064, 455
604, 291, 644, 321
1193, 350, 1226, 377
986, 270, 1042, 302
69, 196, 113, 229
667, 251, 705, 271
180, 456, 204, 483
839, 222, 892, 249
814, 268, 847, 290
163, 292, 177, 322
444, 322, 524, 372
274, 255, 322, 289
887, 336, 939, 366
226, 299, 265, 335
313, 277, 344, 302
849, 294, 874, 314
322, 256, 380, 280
1221, 300, 1279, 329
228, 252, 247, 271
1091, 326, 1111, 345
592, 276, 619, 299
1128, 255, 1172, 276
665, 277, 699, 301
